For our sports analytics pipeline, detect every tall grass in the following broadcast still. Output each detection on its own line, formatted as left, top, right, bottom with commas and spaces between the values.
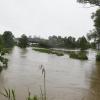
0, 88, 39, 100
40, 65, 46, 100
0, 88, 16, 100
0, 65, 47, 100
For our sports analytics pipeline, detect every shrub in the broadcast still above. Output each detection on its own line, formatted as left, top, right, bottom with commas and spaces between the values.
70, 51, 88, 60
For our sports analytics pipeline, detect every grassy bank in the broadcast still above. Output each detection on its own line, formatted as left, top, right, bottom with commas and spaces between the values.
33, 48, 64, 56
69, 51, 88, 60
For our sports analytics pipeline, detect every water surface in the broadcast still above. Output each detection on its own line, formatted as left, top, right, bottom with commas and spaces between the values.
0, 47, 100, 100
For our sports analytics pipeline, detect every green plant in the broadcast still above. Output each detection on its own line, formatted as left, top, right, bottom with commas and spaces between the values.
0, 65, 48, 100
0, 88, 16, 100
0, 48, 8, 67
0, 88, 39, 100
27, 90, 38, 100
69, 51, 88, 60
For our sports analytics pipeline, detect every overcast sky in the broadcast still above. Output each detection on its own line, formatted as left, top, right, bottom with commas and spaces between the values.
0, 0, 98, 38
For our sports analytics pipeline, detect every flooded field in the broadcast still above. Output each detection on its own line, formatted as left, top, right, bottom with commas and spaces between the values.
0, 47, 100, 100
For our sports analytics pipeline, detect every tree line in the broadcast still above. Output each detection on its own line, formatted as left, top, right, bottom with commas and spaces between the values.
0, 31, 91, 50
37, 35, 90, 50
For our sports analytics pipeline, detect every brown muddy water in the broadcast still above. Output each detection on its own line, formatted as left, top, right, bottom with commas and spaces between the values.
0, 46, 100, 100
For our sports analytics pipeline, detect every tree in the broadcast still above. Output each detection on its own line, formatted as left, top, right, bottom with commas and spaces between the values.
77, 0, 100, 47
0, 35, 4, 49
77, 0, 100, 6
92, 9, 100, 36
63, 36, 76, 48
48, 35, 58, 47
77, 36, 89, 50
18, 34, 28, 48
0, 35, 8, 67
2, 31, 14, 48
87, 29, 98, 41
77, 0, 100, 37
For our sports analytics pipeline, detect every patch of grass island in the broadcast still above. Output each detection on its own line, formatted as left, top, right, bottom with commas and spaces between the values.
69, 51, 88, 60
33, 48, 64, 56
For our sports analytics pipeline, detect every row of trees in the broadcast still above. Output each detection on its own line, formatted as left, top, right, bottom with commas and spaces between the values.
17, 0, 100, 50
0, 31, 91, 50
14, 33, 90, 50
36, 35, 90, 50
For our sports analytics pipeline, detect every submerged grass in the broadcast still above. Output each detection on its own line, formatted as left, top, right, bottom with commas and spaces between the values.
33, 48, 64, 56
69, 51, 88, 60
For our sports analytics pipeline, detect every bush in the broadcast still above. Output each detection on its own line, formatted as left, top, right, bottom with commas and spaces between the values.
70, 51, 88, 60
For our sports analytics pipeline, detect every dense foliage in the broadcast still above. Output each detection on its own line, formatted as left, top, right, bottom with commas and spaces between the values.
92, 9, 100, 38
77, 0, 100, 6
2, 31, 15, 48
77, 0, 100, 35
33, 35, 90, 50
77, 0, 100, 49
77, 36, 90, 50
70, 51, 88, 60
0, 34, 8, 68
18, 34, 29, 48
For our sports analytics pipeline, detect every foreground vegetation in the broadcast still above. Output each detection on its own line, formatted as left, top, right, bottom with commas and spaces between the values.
0, 32, 11, 69
0, 88, 38, 100
0, 65, 46, 100
33, 48, 64, 56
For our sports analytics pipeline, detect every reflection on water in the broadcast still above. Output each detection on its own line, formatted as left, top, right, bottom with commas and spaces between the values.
20, 48, 28, 55
0, 47, 100, 100
0, 62, 8, 73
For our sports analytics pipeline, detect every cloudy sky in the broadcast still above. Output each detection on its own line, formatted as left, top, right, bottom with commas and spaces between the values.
0, 0, 98, 38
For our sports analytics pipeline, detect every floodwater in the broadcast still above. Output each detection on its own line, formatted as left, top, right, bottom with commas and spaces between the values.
0, 46, 100, 100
